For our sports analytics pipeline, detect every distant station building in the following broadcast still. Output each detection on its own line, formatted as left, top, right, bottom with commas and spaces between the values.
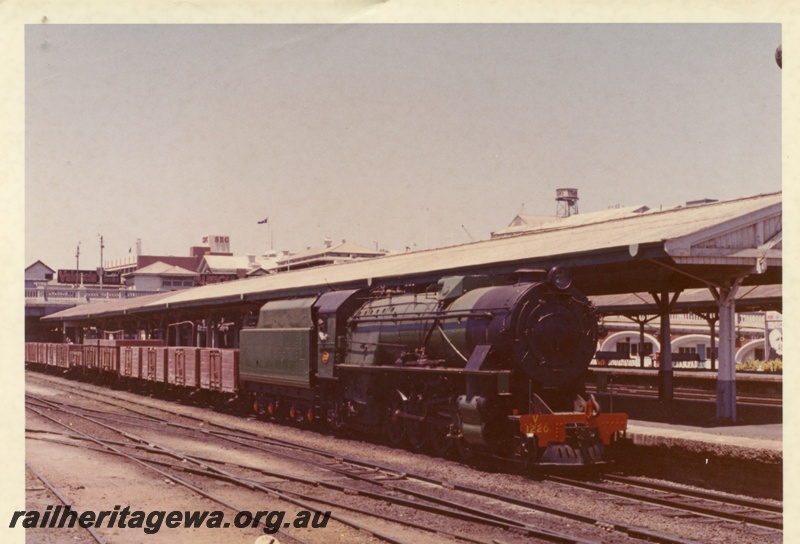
594, 296, 781, 369
197, 254, 252, 283
100, 234, 385, 282
273, 238, 385, 272
122, 262, 199, 291
101, 255, 198, 283
25, 260, 55, 288
26, 233, 387, 338
103, 234, 233, 281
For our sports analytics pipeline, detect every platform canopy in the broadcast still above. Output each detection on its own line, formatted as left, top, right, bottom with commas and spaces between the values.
592, 284, 782, 316
44, 192, 781, 322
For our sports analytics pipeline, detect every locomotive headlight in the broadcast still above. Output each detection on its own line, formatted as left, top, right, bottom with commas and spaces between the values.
547, 266, 572, 290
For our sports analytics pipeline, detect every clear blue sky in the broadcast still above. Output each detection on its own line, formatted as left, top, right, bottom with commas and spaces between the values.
24, 23, 781, 271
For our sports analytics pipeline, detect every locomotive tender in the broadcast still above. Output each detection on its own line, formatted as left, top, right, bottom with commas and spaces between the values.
27, 267, 627, 469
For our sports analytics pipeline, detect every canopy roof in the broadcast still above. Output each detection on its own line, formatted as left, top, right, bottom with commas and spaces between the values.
45, 192, 781, 322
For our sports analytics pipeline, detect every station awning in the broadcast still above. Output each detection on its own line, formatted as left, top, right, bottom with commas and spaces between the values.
44, 192, 781, 322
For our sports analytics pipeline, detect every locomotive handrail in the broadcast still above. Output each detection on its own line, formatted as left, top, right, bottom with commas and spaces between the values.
335, 363, 512, 376
437, 323, 468, 362
346, 339, 419, 349
349, 310, 494, 324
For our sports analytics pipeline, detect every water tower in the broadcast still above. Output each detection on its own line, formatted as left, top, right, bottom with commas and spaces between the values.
556, 188, 579, 218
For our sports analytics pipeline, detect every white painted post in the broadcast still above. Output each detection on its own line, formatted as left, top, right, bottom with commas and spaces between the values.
713, 278, 743, 421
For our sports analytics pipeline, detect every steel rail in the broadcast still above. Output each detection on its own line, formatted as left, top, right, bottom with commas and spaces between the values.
25, 403, 317, 544
171, 424, 701, 544
29, 433, 579, 544
602, 474, 782, 514
29, 373, 701, 544
549, 476, 782, 531
26, 398, 601, 544
197, 429, 703, 544
586, 384, 782, 407
25, 461, 108, 544
28, 373, 705, 544
26, 399, 595, 544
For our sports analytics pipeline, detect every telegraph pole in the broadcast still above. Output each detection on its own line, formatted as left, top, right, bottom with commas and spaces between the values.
75, 242, 81, 286
99, 235, 104, 287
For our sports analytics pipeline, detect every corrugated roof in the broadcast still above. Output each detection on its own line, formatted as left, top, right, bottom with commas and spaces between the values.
49, 290, 177, 320
45, 192, 781, 321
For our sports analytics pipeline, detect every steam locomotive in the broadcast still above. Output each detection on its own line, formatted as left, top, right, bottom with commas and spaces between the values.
26, 267, 627, 469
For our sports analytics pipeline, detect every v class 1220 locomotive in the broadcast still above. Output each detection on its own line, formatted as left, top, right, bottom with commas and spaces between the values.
237, 267, 627, 468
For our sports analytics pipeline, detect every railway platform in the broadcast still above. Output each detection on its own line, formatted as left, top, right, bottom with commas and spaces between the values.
627, 418, 781, 453
588, 366, 782, 399
611, 413, 782, 500
588, 367, 782, 425
587, 368, 782, 499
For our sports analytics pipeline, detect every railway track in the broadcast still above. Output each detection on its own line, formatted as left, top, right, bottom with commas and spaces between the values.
25, 389, 609, 543
25, 372, 782, 543
26, 401, 321, 544
548, 475, 782, 531
25, 462, 108, 544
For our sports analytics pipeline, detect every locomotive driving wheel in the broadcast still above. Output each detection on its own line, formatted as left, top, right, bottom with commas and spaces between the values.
521, 436, 540, 476
404, 394, 427, 451
406, 420, 427, 450
426, 421, 453, 456
455, 436, 474, 462
384, 396, 406, 446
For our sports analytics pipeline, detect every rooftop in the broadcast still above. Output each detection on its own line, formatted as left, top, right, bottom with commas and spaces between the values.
123, 261, 198, 277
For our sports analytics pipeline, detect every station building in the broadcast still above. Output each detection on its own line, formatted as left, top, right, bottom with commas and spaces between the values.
25, 234, 386, 340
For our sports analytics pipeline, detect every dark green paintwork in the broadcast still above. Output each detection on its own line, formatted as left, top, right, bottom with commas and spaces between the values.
240, 297, 317, 387
240, 328, 313, 387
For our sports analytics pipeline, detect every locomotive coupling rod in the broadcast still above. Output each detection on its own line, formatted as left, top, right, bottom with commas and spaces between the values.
393, 410, 426, 422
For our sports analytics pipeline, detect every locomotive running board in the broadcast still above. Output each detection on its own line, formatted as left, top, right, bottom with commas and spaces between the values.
336, 364, 512, 396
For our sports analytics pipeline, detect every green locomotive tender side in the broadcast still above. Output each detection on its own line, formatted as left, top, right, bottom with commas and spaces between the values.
239, 297, 316, 388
